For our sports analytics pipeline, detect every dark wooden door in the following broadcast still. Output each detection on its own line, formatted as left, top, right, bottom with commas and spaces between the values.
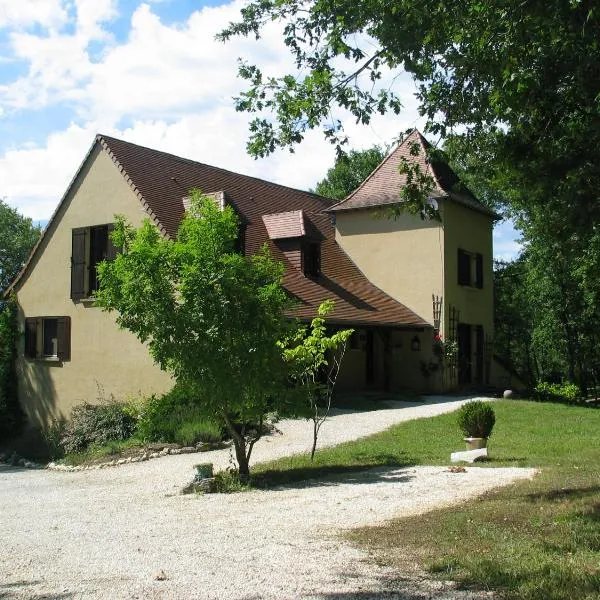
457, 323, 472, 385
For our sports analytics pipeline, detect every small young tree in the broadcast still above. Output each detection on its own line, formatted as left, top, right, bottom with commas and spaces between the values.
96, 192, 294, 481
280, 300, 352, 459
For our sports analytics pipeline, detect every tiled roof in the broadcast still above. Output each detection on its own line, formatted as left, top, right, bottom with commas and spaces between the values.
8, 134, 428, 329
329, 129, 497, 218
98, 135, 428, 328
262, 210, 306, 240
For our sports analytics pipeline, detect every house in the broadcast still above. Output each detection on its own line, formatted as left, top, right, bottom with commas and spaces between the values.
7, 130, 499, 429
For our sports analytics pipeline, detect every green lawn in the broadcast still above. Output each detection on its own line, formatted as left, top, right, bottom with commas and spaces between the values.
325, 400, 600, 600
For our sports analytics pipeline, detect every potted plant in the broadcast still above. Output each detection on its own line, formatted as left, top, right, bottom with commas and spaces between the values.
457, 401, 496, 450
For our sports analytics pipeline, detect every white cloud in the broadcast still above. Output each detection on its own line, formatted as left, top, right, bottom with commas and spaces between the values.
0, 0, 68, 30
1, 123, 97, 219
0, 0, 429, 222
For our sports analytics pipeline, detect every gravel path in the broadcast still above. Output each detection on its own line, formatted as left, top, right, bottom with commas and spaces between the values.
0, 396, 536, 599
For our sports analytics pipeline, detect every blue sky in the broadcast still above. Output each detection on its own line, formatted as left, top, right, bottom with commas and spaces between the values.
0, 0, 521, 260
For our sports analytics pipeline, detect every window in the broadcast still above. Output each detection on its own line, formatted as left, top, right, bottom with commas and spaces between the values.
457, 249, 483, 288
25, 316, 71, 360
303, 241, 321, 277
71, 224, 119, 301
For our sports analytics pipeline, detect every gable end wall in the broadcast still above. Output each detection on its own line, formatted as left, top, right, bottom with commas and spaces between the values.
15, 145, 172, 427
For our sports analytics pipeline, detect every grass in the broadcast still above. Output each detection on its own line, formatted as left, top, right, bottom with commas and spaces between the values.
330, 400, 600, 600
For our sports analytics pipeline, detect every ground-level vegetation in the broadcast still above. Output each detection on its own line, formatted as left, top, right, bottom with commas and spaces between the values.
345, 400, 600, 600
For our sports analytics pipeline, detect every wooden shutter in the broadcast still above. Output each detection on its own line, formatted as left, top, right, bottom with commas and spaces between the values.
24, 318, 38, 359
105, 223, 120, 261
71, 228, 87, 301
457, 249, 471, 286
475, 253, 484, 289
56, 316, 71, 361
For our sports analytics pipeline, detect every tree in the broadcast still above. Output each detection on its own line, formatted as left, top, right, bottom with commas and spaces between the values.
0, 198, 41, 297
96, 192, 296, 481
0, 200, 39, 441
220, 2, 600, 388
313, 146, 385, 200
0, 298, 23, 441
280, 300, 352, 459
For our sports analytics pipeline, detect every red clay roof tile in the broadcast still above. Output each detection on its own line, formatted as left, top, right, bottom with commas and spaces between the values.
99, 134, 428, 328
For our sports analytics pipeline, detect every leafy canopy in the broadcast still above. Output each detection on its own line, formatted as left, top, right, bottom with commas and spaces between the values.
313, 146, 385, 200
0, 198, 41, 296
96, 192, 295, 478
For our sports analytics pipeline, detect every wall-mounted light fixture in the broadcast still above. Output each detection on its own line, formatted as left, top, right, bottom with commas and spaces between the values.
410, 335, 421, 352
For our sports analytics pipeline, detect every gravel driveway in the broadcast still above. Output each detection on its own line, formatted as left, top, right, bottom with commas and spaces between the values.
0, 396, 536, 599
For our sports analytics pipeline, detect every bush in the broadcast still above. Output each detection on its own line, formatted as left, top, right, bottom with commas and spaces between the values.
534, 381, 582, 404
175, 420, 221, 446
212, 468, 247, 493
42, 420, 66, 459
136, 385, 224, 445
457, 401, 496, 438
61, 401, 136, 454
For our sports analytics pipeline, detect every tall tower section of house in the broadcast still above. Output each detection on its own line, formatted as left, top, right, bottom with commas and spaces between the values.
329, 130, 498, 390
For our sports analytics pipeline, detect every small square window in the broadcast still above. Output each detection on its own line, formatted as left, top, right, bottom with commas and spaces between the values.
25, 316, 71, 361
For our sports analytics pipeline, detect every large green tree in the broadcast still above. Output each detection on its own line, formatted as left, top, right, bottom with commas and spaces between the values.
96, 192, 296, 480
0, 200, 39, 441
313, 146, 385, 200
221, 1, 600, 390
0, 198, 40, 297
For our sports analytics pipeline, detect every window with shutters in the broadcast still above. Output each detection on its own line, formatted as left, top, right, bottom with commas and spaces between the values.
71, 224, 119, 301
24, 316, 71, 361
457, 249, 483, 289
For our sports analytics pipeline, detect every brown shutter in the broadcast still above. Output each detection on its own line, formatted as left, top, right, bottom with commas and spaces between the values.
25, 318, 37, 359
71, 228, 87, 301
105, 223, 120, 261
56, 316, 71, 361
475, 253, 484, 289
457, 249, 471, 286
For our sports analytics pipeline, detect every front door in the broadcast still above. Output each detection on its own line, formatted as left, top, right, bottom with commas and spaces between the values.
457, 323, 472, 385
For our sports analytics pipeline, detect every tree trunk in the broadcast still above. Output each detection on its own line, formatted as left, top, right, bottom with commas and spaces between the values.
222, 413, 250, 483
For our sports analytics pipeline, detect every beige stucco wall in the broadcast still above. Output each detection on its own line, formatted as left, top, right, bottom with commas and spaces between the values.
334, 208, 444, 326
443, 201, 494, 333
15, 144, 173, 427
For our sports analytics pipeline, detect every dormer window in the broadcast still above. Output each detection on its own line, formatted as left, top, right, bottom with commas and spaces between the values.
262, 209, 322, 276
303, 241, 321, 277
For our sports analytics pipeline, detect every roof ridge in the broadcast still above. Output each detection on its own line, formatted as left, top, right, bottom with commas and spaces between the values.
97, 135, 168, 237
98, 134, 334, 208
329, 129, 437, 211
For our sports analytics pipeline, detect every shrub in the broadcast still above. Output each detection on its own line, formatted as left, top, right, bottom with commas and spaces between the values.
175, 420, 221, 446
61, 401, 136, 454
457, 401, 496, 438
212, 468, 247, 493
534, 381, 582, 404
136, 384, 224, 445
42, 419, 66, 459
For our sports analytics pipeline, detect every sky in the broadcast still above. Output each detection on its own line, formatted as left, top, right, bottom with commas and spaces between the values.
0, 0, 521, 260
